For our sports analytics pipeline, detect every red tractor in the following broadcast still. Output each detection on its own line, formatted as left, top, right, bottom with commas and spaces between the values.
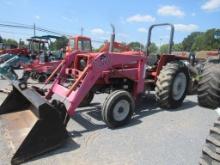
21, 35, 64, 82
0, 36, 57, 68
0, 48, 29, 56
22, 35, 93, 82
0, 40, 29, 63
23, 34, 131, 83
0, 23, 193, 164
0, 40, 28, 56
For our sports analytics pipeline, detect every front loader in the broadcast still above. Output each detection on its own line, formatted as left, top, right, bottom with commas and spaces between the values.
0, 55, 30, 80
0, 23, 193, 164
0, 36, 62, 81
0, 50, 145, 165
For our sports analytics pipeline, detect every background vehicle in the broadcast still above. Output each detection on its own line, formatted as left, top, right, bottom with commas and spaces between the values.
198, 30, 220, 109
198, 30, 220, 165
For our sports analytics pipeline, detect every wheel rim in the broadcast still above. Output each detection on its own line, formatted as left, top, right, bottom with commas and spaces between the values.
113, 99, 130, 121
172, 72, 187, 100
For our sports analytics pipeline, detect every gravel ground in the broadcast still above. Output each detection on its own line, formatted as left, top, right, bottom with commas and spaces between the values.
0, 77, 218, 165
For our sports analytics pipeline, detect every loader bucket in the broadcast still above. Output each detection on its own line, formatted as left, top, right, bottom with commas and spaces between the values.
0, 86, 30, 114
0, 81, 69, 165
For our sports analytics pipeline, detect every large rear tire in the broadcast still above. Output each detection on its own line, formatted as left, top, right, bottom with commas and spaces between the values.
198, 63, 220, 109
155, 62, 189, 109
199, 117, 220, 165
102, 90, 135, 128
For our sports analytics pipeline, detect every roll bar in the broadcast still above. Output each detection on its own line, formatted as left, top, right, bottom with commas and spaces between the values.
146, 23, 175, 55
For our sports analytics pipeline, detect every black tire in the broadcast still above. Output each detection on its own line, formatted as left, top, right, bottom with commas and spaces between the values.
30, 71, 37, 80
12, 63, 21, 69
79, 91, 94, 107
34, 73, 40, 80
198, 63, 220, 109
155, 62, 189, 109
199, 117, 220, 165
18, 82, 27, 90
102, 90, 135, 128
38, 74, 48, 83
187, 79, 198, 95
51, 99, 69, 125
21, 71, 30, 82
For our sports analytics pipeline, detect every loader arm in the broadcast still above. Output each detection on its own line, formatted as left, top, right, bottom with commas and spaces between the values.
46, 52, 145, 116
45, 50, 79, 84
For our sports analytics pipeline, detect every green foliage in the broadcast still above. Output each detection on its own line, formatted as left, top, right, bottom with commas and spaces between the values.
128, 42, 158, 54
182, 29, 220, 51
160, 43, 186, 53
128, 41, 158, 54
173, 43, 183, 51
93, 48, 100, 52
160, 29, 220, 53
215, 30, 220, 39
191, 34, 205, 51
3, 39, 18, 49
128, 42, 144, 51
50, 36, 68, 50
192, 29, 220, 51
160, 44, 169, 54
182, 32, 203, 51
0, 28, 219, 53
148, 43, 158, 54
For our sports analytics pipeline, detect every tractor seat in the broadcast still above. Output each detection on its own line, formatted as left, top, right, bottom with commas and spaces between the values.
147, 54, 160, 66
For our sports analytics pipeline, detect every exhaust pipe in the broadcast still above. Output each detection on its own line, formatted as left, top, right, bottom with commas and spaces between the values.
0, 81, 69, 165
109, 24, 115, 52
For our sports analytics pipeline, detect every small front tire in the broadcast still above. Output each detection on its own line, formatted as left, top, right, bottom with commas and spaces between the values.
102, 90, 135, 128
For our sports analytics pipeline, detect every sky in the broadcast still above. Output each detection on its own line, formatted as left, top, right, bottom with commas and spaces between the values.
0, 0, 220, 47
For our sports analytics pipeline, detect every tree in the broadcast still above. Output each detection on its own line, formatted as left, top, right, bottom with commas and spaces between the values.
202, 29, 220, 50
148, 43, 158, 54
191, 34, 205, 51
128, 42, 144, 51
182, 32, 203, 51
19, 39, 26, 48
159, 43, 183, 53
173, 43, 183, 52
3, 39, 18, 49
50, 36, 68, 50
0, 36, 3, 43
160, 44, 169, 54
191, 29, 220, 51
